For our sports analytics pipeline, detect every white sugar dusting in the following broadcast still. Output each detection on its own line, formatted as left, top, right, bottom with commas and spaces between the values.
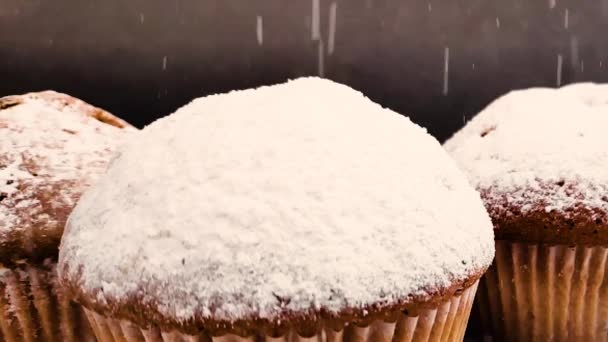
443, 47, 449, 95
445, 83, 608, 218
59, 77, 494, 323
556, 54, 563, 86
317, 40, 325, 77
328, 2, 337, 55
256, 16, 263, 46
311, 0, 320, 40
0, 92, 133, 242
570, 36, 579, 68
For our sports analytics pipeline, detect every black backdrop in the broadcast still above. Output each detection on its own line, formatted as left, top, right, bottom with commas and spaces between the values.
2, 0, 608, 141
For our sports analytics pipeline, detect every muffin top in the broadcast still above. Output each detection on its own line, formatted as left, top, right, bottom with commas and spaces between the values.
444, 83, 608, 244
59, 78, 494, 336
0, 91, 134, 264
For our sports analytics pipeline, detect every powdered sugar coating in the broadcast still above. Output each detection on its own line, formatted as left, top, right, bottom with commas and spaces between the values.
0, 91, 134, 260
444, 83, 608, 220
59, 78, 494, 323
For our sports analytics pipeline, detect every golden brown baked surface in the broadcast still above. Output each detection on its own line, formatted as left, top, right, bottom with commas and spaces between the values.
482, 186, 608, 245
62, 268, 485, 337
0, 91, 133, 265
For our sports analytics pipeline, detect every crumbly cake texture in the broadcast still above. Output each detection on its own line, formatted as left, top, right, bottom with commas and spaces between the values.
444, 83, 608, 243
59, 77, 494, 331
0, 91, 134, 263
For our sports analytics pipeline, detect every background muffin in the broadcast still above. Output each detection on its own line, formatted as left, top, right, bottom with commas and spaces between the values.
444, 83, 608, 341
0, 91, 134, 341
58, 77, 494, 342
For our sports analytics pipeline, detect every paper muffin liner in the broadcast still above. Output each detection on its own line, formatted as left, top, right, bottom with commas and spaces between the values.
0, 260, 95, 342
468, 241, 608, 341
84, 280, 478, 342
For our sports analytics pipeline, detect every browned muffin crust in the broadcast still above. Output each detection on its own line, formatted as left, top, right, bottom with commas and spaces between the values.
0, 92, 130, 129
0, 91, 132, 265
481, 187, 608, 245
61, 267, 485, 338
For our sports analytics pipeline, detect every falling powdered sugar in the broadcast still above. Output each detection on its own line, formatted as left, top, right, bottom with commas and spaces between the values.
59, 78, 494, 324
444, 83, 608, 220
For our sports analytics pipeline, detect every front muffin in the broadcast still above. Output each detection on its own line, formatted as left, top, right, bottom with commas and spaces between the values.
0, 91, 134, 341
444, 83, 608, 341
58, 78, 494, 342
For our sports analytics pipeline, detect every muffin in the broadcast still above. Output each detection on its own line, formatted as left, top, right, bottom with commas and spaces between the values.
444, 83, 608, 341
0, 91, 134, 341
58, 77, 494, 342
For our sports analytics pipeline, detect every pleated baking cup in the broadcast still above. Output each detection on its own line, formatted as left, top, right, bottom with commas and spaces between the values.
0, 260, 95, 342
84, 280, 478, 342
469, 241, 608, 341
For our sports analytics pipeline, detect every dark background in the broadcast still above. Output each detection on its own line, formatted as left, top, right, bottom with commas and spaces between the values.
2, 0, 608, 142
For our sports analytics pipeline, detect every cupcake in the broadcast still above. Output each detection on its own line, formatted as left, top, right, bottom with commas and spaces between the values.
58, 77, 494, 342
0, 91, 134, 341
444, 83, 608, 341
